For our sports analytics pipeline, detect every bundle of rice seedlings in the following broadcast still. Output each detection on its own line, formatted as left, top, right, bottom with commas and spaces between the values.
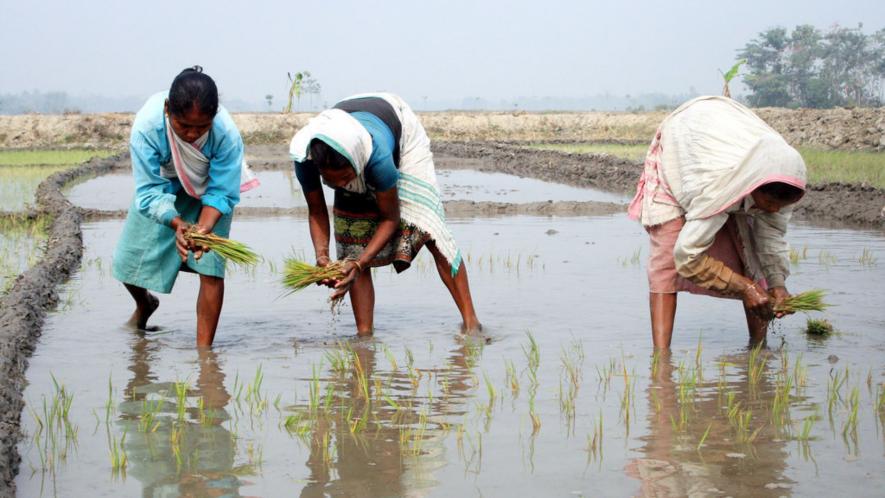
773, 289, 830, 314
805, 318, 834, 336
282, 258, 347, 294
184, 228, 260, 266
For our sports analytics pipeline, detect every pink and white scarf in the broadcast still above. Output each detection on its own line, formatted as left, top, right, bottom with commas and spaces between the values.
164, 116, 259, 199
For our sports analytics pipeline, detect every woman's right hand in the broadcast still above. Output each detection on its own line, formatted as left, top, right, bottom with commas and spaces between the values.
740, 279, 773, 320
171, 217, 192, 262
316, 255, 336, 287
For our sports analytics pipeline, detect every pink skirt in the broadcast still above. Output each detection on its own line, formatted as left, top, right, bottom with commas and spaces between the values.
646, 216, 761, 298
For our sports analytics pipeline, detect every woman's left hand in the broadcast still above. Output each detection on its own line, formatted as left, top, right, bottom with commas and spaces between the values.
769, 286, 792, 319
330, 260, 362, 300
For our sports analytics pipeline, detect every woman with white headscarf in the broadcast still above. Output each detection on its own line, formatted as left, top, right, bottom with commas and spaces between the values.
113, 66, 258, 346
290, 93, 481, 336
628, 96, 807, 348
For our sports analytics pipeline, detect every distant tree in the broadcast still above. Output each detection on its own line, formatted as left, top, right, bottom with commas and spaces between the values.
739, 24, 884, 108
265, 94, 273, 110
302, 74, 321, 109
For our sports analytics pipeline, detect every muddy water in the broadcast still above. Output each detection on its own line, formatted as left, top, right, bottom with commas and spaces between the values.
14, 204, 885, 497
66, 168, 624, 211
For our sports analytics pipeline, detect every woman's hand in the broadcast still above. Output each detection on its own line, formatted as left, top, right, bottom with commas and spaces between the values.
740, 279, 773, 320
172, 217, 192, 262
330, 260, 362, 300
769, 286, 792, 319
191, 224, 212, 260
315, 255, 336, 287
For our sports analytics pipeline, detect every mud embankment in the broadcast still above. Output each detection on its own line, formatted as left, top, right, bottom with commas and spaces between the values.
1, 106, 883, 151
0, 156, 124, 497
433, 142, 885, 230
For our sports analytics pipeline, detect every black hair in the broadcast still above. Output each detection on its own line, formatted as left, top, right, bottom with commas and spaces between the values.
167, 66, 219, 117
309, 139, 351, 170
757, 181, 804, 203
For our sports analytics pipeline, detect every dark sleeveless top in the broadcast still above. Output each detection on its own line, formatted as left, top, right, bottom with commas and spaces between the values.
334, 97, 402, 167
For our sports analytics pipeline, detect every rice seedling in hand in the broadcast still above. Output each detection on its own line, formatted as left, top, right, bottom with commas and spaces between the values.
774, 289, 830, 314
184, 228, 260, 266
281, 258, 347, 294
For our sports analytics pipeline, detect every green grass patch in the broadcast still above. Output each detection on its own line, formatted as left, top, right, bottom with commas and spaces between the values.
798, 148, 885, 188
0, 165, 71, 211
0, 214, 52, 293
528, 143, 885, 188
0, 148, 114, 166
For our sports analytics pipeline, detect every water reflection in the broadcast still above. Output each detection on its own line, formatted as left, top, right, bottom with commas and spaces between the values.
630, 349, 793, 497
295, 339, 478, 497
121, 333, 249, 497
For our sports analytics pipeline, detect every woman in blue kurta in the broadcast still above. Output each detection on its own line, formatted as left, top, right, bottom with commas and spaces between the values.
112, 67, 246, 346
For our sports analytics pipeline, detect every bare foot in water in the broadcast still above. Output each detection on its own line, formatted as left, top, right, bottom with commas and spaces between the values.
461, 320, 483, 336
126, 293, 159, 330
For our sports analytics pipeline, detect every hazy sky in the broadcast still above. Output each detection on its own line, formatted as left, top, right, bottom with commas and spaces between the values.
2, 0, 882, 105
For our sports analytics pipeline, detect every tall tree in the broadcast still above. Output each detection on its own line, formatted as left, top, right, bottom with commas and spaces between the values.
739, 24, 884, 108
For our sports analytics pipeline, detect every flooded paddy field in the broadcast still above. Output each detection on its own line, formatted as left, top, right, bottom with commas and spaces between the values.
66, 167, 625, 212
14, 158, 885, 497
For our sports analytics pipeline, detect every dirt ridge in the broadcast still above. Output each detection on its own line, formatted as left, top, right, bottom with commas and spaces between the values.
432, 142, 885, 230
1, 107, 883, 150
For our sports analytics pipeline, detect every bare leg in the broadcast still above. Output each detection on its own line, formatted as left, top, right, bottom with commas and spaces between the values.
427, 242, 481, 333
744, 305, 769, 347
650, 292, 677, 349
348, 268, 375, 336
196, 275, 224, 347
124, 283, 159, 329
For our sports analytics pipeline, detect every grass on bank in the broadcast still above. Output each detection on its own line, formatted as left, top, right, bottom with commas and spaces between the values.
0, 148, 114, 166
528, 143, 885, 188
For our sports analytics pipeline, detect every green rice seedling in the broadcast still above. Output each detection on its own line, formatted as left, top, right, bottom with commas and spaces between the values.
793, 354, 807, 396
805, 318, 834, 336
382, 344, 398, 370
797, 413, 816, 441
585, 411, 604, 463
139, 396, 164, 433
523, 332, 540, 388
694, 335, 704, 380
857, 248, 877, 267
827, 368, 848, 416
818, 250, 837, 267
185, 228, 259, 266
697, 422, 713, 451
108, 430, 128, 475
281, 258, 346, 294
843, 387, 860, 437
505, 360, 520, 399
104, 374, 115, 424
528, 396, 541, 434
482, 371, 497, 407
308, 364, 321, 415
775, 289, 830, 314
747, 344, 766, 387
174, 380, 190, 422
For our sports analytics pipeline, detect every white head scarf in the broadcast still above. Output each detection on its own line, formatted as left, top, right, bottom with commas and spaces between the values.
289, 109, 374, 192
660, 96, 807, 221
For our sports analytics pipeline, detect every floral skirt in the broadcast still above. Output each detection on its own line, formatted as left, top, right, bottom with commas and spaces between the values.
333, 189, 432, 273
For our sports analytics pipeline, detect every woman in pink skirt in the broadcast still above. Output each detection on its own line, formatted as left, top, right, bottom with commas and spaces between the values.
628, 96, 807, 349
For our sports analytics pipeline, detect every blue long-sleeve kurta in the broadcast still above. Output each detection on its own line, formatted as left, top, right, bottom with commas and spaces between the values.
130, 91, 243, 226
